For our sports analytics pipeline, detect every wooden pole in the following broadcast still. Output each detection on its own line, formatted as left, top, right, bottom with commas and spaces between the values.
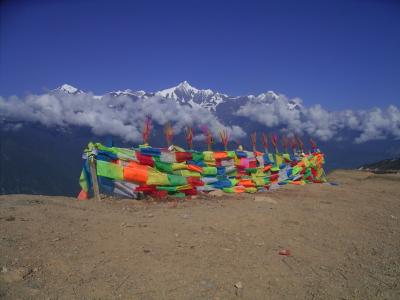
89, 155, 101, 201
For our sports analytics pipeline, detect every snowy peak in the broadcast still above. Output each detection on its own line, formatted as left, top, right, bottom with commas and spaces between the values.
257, 91, 279, 101
156, 81, 201, 99
154, 81, 224, 110
177, 80, 198, 92
109, 89, 147, 97
56, 84, 82, 94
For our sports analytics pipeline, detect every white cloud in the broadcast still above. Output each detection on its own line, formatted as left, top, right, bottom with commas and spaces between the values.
235, 94, 400, 143
0, 92, 245, 143
1, 90, 399, 144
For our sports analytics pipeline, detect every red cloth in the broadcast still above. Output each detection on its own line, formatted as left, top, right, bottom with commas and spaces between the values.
182, 188, 197, 195
270, 174, 279, 181
77, 189, 88, 200
135, 185, 157, 193
187, 177, 204, 186
135, 152, 154, 167
150, 190, 168, 198
249, 160, 257, 168
311, 168, 317, 177
175, 152, 193, 162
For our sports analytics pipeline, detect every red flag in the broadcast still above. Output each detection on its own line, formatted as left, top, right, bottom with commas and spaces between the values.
310, 138, 317, 150
219, 129, 230, 150
202, 126, 213, 151
185, 127, 194, 150
271, 133, 278, 152
142, 115, 152, 144
250, 132, 257, 152
164, 122, 174, 146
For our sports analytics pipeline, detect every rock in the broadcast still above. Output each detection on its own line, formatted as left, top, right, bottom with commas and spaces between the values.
234, 281, 243, 296
0, 267, 32, 283
278, 249, 291, 256
5, 216, 15, 221
209, 190, 225, 197
254, 196, 277, 204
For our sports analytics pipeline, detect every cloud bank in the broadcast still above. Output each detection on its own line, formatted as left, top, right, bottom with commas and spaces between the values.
235, 94, 400, 143
0, 92, 245, 142
1, 90, 399, 144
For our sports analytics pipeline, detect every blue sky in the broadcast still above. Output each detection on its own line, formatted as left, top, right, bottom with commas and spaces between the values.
0, 0, 399, 110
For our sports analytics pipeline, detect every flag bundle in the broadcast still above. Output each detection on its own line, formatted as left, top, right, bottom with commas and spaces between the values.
78, 139, 326, 200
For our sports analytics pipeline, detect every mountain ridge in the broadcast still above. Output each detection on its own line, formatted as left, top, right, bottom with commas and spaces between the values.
54, 81, 299, 112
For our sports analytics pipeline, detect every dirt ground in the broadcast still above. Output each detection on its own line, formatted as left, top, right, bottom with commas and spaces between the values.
0, 170, 399, 299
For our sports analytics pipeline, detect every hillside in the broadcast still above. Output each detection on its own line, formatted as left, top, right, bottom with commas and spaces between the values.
359, 158, 400, 173
1, 170, 399, 299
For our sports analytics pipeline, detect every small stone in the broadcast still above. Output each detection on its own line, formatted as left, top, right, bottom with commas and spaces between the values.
209, 190, 225, 197
5, 216, 15, 221
278, 249, 291, 256
234, 281, 243, 296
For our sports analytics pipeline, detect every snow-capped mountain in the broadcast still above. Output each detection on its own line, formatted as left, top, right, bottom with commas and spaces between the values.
54, 81, 302, 112
55, 84, 83, 95
109, 89, 148, 98
154, 81, 227, 111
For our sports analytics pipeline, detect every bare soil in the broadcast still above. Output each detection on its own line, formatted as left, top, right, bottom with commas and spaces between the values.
1, 170, 399, 299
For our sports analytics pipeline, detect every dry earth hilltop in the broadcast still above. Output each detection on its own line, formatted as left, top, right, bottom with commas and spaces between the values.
1, 170, 399, 299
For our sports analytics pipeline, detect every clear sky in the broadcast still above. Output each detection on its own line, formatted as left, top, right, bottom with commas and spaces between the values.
1, 0, 399, 110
